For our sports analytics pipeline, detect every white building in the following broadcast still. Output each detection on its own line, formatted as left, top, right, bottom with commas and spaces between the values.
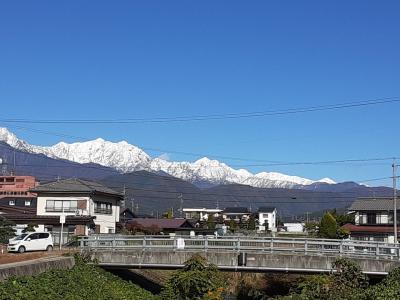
183, 208, 222, 221
283, 222, 305, 233
31, 178, 122, 243
258, 207, 277, 232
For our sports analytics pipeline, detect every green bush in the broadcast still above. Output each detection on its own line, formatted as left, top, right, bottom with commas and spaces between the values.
160, 255, 226, 300
0, 254, 157, 300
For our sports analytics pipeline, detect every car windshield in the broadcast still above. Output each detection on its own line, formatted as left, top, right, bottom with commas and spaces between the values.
14, 234, 29, 240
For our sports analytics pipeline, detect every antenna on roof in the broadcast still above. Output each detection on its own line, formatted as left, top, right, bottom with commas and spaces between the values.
56, 176, 61, 182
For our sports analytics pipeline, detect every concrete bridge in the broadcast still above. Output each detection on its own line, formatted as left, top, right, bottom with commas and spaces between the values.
80, 235, 400, 275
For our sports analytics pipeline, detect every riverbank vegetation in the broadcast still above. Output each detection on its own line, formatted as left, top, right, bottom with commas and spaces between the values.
0, 254, 158, 300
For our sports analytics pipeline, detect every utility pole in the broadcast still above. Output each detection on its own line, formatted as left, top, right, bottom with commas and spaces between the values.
122, 185, 126, 208
393, 159, 398, 244
178, 193, 183, 218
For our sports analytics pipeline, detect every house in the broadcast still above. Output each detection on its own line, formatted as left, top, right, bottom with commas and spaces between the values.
257, 207, 277, 232
126, 218, 194, 234
343, 197, 399, 243
119, 207, 137, 223
30, 178, 123, 243
0, 175, 38, 199
0, 175, 38, 208
222, 207, 251, 222
183, 208, 222, 221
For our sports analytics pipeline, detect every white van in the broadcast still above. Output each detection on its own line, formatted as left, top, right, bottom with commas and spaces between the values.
7, 232, 54, 253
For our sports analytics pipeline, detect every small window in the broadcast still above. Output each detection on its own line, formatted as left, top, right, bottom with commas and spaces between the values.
9, 200, 15, 206
25, 200, 31, 206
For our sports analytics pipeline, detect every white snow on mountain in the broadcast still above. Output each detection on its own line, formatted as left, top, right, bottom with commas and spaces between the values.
0, 127, 336, 188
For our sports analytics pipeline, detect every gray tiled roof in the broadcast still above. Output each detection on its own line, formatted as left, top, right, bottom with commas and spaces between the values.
223, 207, 250, 214
349, 197, 396, 211
258, 206, 276, 213
31, 178, 123, 197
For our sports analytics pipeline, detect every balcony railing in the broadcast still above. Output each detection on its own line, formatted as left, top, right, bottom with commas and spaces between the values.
94, 208, 112, 215
45, 206, 77, 212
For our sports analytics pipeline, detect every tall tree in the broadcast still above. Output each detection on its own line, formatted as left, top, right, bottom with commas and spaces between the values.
247, 215, 256, 230
207, 214, 215, 229
319, 212, 338, 239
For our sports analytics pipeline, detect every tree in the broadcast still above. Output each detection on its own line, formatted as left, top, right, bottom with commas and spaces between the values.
207, 214, 215, 229
228, 219, 237, 233
319, 212, 338, 239
247, 215, 256, 230
0, 217, 16, 244
160, 255, 226, 300
292, 258, 367, 299
163, 208, 174, 219
23, 223, 39, 233
305, 221, 319, 235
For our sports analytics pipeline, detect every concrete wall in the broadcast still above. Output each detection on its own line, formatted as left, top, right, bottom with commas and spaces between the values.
0, 256, 75, 281
90, 250, 400, 275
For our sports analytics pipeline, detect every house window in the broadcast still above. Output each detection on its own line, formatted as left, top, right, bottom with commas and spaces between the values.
94, 202, 112, 214
46, 200, 78, 212
9, 200, 15, 206
367, 213, 376, 225
25, 200, 31, 206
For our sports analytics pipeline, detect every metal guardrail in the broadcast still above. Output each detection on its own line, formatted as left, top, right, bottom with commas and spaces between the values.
79, 235, 400, 259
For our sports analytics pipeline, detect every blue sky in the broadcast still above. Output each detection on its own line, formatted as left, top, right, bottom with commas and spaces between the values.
0, 1, 399, 185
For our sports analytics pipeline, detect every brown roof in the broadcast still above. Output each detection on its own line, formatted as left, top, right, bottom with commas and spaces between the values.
343, 223, 400, 234
3, 214, 95, 225
128, 218, 194, 230
0, 205, 36, 215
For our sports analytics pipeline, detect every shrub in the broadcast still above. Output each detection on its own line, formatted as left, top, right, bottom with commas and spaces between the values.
161, 255, 226, 300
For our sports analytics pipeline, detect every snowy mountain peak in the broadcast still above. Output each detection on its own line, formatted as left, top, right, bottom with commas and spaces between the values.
0, 127, 336, 189
317, 177, 336, 184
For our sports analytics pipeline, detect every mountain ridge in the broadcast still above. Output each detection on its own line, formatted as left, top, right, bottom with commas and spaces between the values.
0, 127, 335, 189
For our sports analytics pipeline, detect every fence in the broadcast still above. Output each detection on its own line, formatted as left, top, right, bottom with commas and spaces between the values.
79, 235, 400, 259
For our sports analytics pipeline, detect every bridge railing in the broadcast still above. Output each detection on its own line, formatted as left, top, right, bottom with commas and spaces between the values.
79, 235, 400, 259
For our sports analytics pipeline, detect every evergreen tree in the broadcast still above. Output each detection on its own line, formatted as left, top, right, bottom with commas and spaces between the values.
319, 212, 338, 239
0, 217, 16, 244
228, 219, 237, 233
23, 223, 39, 233
207, 214, 215, 229
247, 215, 256, 230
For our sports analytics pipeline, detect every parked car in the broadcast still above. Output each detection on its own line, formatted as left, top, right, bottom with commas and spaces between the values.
7, 232, 54, 253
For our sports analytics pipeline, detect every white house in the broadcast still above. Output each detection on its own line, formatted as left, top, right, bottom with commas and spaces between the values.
258, 207, 277, 232
31, 178, 123, 243
183, 208, 222, 221
222, 207, 251, 222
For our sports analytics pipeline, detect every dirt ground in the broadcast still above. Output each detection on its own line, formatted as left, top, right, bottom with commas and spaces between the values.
0, 244, 78, 265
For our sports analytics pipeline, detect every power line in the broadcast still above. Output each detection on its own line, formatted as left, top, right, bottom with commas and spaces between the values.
0, 97, 399, 124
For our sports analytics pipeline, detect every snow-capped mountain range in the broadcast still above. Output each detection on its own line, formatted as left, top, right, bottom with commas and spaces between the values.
0, 127, 335, 188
